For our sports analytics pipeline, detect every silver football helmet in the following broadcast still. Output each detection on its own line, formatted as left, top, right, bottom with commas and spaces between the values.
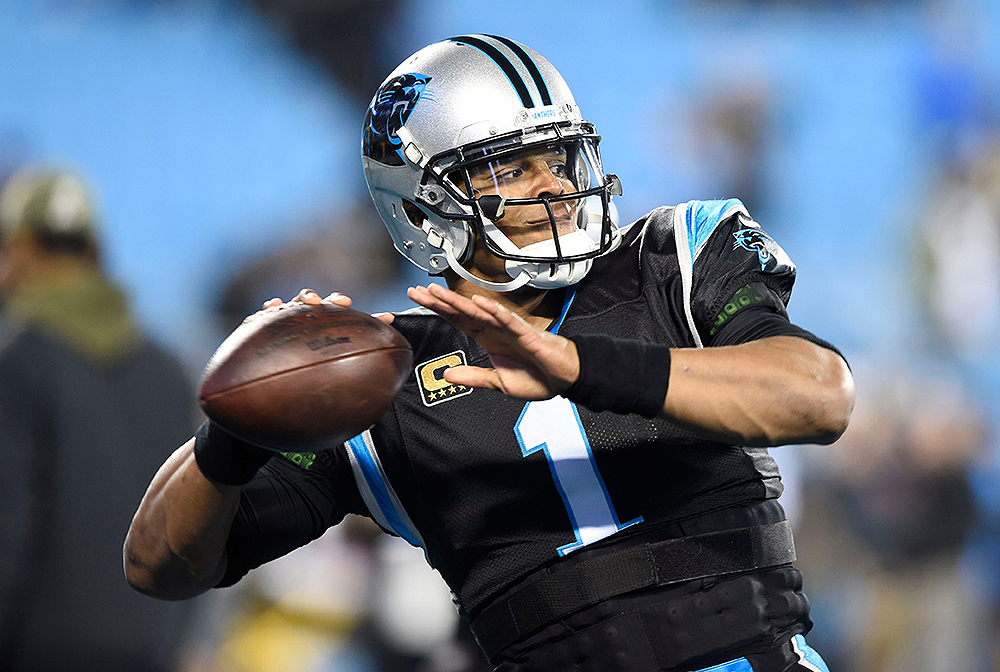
362, 35, 622, 292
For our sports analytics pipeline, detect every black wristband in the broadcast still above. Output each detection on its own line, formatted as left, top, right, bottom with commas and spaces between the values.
562, 334, 671, 418
193, 420, 274, 486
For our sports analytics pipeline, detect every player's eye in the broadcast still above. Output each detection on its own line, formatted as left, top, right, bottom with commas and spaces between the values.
499, 166, 524, 180
549, 163, 568, 179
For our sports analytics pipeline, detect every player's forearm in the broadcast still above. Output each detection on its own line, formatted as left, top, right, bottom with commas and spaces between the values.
663, 336, 854, 446
124, 438, 241, 600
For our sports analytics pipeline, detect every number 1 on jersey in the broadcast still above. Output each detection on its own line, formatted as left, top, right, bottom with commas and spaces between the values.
515, 397, 643, 556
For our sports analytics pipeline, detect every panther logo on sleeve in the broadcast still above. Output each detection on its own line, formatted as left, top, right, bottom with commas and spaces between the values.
733, 228, 777, 271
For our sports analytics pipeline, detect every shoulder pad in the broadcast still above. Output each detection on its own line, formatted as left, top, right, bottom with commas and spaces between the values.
631, 205, 675, 251
683, 198, 748, 262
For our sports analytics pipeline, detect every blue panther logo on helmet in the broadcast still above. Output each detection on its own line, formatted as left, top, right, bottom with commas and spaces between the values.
363, 73, 432, 166
733, 228, 775, 270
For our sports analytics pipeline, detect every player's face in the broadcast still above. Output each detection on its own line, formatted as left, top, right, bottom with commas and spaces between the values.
466, 145, 580, 248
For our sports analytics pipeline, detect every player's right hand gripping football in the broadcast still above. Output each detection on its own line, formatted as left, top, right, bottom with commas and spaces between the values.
251, 288, 395, 325
407, 284, 579, 401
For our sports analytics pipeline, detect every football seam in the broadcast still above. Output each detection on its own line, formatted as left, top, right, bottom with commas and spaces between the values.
200, 346, 412, 402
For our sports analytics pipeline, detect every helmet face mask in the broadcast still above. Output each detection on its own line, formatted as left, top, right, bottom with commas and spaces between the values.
433, 127, 617, 262
362, 36, 622, 291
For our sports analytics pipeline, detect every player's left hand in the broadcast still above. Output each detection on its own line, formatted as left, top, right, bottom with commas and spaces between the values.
407, 284, 579, 400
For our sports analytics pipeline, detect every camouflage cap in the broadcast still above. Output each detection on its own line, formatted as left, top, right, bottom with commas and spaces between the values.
0, 167, 96, 248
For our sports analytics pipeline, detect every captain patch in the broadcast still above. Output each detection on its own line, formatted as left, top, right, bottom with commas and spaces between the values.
416, 350, 474, 407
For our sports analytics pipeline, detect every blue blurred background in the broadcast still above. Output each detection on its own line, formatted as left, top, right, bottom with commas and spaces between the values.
3, 0, 1000, 670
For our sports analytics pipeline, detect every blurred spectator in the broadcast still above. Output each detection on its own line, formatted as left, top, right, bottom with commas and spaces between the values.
916, 150, 1000, 357
195, 519, 491, 672
912, 103, 1000, 671
248, 0, 410, 109
795, 370, 988, 672
0, 167, 196, 672
362, 535, 490, 672
196, 520, 378, 672
698, 85, 774, 217
651, 78, 775, 221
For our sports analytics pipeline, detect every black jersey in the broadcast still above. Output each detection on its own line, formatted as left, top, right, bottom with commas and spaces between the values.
221, 199, 827, 627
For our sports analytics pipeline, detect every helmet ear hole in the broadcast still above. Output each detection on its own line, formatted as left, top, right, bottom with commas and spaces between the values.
401, 199, 427, 229
401, 198, 474, 264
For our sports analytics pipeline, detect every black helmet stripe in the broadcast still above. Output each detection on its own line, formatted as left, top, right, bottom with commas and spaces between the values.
450, 35, 535, 108
486, 35, 552, 106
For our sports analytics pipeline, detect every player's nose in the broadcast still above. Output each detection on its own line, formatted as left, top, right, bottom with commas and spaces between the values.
529, 167, 565, 199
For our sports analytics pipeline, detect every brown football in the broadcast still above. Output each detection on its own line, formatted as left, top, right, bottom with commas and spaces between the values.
198, 302, 412, 452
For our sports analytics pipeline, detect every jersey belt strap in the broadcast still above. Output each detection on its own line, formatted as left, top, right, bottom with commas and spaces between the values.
469, 520, 796, 660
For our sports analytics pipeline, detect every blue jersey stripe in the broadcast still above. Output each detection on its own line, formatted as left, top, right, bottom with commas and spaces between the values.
792, 634, 831, 672
691, 656, 754, 672
685, 198, 748, 262
345, 433, 423, 547
549, 284, 578, 335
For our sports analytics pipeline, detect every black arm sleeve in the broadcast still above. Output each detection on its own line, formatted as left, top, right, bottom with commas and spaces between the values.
218, 446, 368, 587
709, 303, 846, 363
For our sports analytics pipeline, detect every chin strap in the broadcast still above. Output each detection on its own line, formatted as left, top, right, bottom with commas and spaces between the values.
441, 237, 532, 292
505, 229, 596, 289
434, 203, 615, 292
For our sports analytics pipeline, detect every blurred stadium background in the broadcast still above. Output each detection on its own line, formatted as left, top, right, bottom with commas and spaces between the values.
2, 0, 1000, 670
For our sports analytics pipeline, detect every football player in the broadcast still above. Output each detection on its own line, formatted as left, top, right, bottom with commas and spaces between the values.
126, 36, 854, 672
